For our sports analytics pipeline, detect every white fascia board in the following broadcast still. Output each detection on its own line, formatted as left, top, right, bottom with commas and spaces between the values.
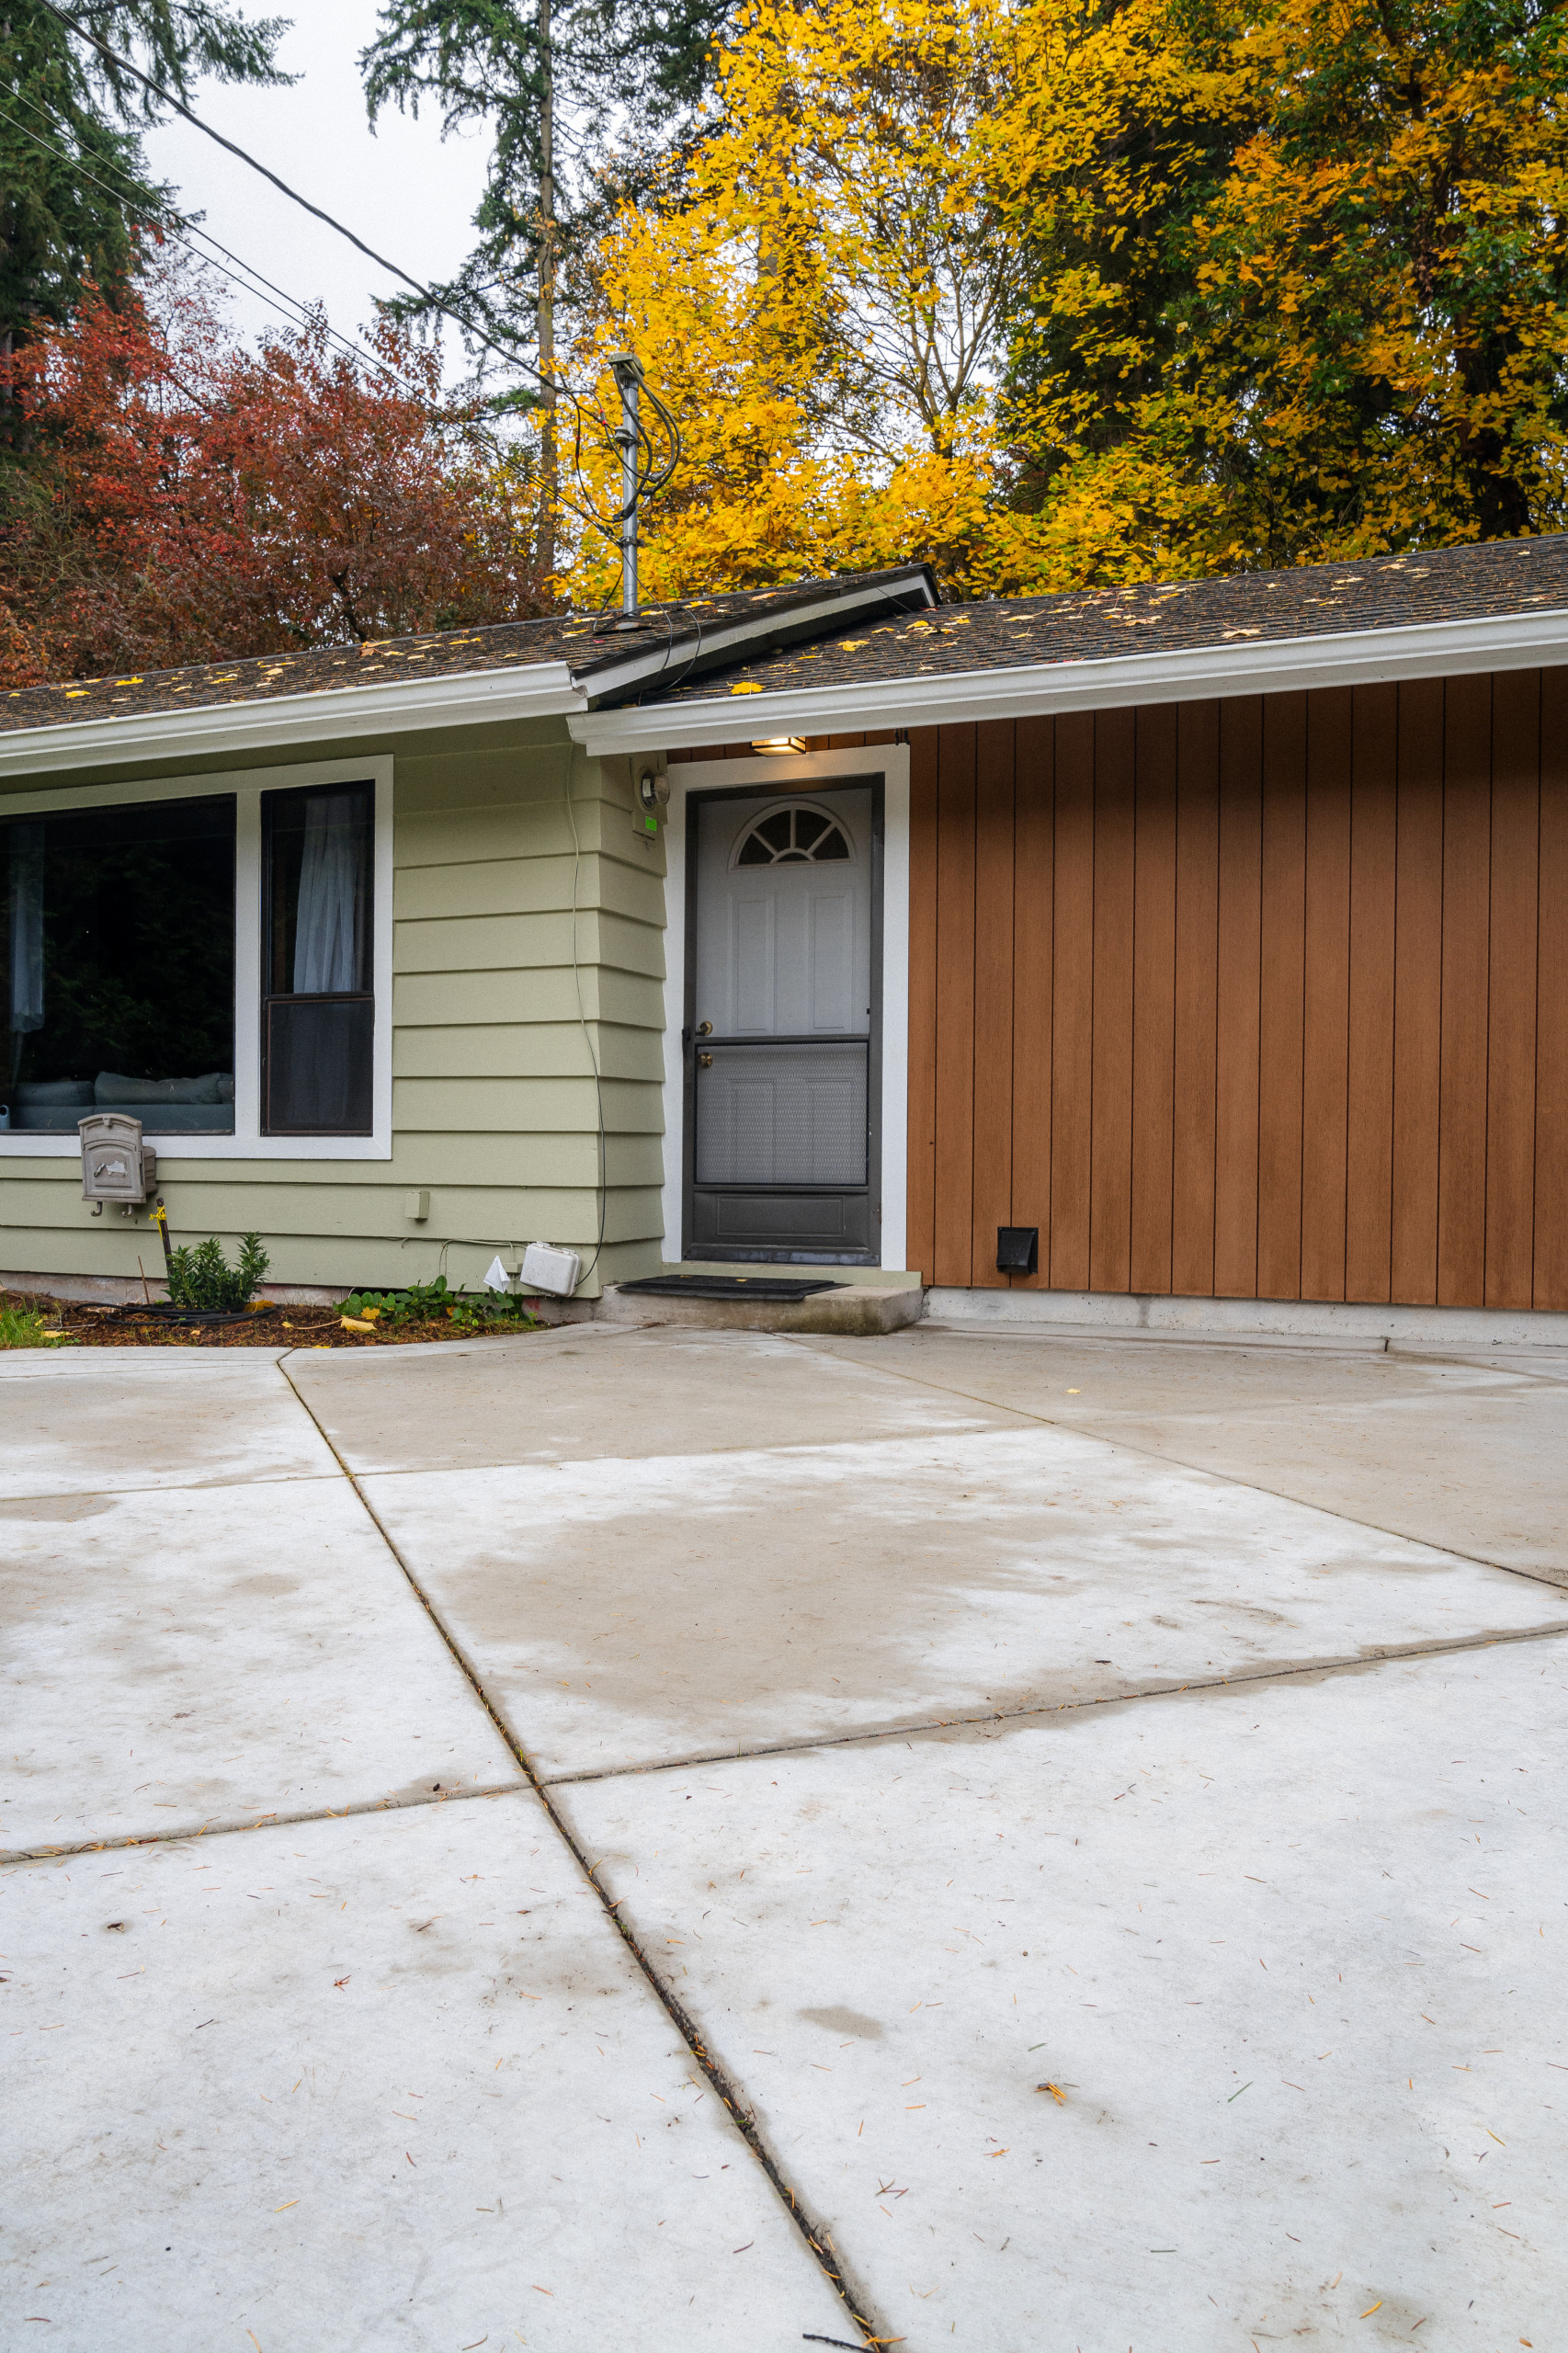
0, 662, 583, 779
568, 603, 1568, 755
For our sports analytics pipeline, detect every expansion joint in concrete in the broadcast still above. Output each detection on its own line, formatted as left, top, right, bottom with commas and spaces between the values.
539, 1618, 1568, 1790
798, 1336, 1568, 1597
273, 1352, 890, 2353
0, 1779, 526, 1870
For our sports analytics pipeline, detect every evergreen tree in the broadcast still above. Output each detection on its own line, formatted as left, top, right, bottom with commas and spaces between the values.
360, 0, 731, 570
0, 1, 290, 359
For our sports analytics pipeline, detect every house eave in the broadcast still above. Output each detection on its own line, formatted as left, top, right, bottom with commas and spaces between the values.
567, 603, 1568, 755
0, 662, 583, 780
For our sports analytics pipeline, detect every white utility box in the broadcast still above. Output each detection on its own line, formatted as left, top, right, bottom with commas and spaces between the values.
519, 1240, 582, 1298
79, 1112, 156, 1204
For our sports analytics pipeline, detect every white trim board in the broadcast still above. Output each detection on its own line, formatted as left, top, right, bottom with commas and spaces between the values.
0, 664, 578, 780
660, 745, 910, 1275
0, 756, 394, 1163
572, 602, 1568, 754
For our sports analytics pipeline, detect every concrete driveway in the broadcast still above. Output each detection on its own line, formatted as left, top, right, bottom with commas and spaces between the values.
5, 1320, 1566, 2349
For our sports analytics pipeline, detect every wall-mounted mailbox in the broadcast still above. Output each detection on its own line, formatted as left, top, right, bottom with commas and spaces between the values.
79, 1112, 156, 1205
996, 1224, 1039, 1275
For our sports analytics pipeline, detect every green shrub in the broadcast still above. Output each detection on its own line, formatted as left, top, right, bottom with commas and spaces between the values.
341, 1277, 452, 1324
165, 1232, 269, 1313
340, 1276, 540, 1334
445, 1290, 542, 1334
340, 1281, 430, 1325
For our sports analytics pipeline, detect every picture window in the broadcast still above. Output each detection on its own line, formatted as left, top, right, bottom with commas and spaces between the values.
1, 795, 235, 1133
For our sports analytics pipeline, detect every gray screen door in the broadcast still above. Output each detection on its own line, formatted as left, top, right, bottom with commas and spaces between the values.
685, 783, 881, 1261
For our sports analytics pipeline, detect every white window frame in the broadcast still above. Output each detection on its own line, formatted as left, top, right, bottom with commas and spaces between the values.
661, 742, 909, 1272
0, 754, 393, 1161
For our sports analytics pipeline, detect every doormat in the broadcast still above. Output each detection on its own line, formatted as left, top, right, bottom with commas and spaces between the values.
615, 1274, 847, 1301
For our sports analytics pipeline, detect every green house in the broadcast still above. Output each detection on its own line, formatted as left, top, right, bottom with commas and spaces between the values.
5, 543, 1567, 1331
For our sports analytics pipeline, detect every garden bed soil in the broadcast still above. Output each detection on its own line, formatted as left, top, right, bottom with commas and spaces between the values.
0, 1290, 536, 1348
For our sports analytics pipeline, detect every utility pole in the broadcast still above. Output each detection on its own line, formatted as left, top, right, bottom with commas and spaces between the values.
609, 351, 644, 618
536, 0, 557, 580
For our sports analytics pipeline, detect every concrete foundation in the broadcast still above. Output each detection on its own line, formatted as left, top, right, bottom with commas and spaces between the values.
1, 1268, 352, 1307
925, 1284, 1568, 1348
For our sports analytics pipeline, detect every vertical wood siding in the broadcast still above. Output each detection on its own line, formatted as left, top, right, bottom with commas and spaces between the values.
905, 673, 1568, 1310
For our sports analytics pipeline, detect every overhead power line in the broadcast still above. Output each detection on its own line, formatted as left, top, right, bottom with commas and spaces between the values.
37, 0, 558, 396
0, 94, 437, 397
34, 0, 684, 544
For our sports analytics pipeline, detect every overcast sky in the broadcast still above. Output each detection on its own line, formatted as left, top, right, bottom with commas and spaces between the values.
142, 3, 493, 372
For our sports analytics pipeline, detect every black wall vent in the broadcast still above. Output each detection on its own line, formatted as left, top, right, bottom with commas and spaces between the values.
996, 1226, 1039, 1275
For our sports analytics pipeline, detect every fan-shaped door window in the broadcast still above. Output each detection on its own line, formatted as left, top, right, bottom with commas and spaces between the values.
733, 803, 852, 866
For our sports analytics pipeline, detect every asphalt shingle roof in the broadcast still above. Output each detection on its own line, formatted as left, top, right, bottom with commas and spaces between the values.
663, 533, 1568, 707
0, 582, 831, 736
6, 534, 1567, 736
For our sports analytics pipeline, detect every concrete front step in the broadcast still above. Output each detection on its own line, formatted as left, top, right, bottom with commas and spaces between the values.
597, 1280, 926, 1336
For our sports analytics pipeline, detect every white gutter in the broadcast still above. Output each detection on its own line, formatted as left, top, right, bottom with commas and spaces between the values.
0, 661, 582, 779
567, 602, 1568, 756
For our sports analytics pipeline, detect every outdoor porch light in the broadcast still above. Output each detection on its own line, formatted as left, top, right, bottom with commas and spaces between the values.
751, 736, 808, 755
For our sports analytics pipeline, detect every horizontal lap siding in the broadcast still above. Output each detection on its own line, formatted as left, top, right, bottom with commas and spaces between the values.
0, 728, 665, 1296
372, 739, 668, 1294
906, 671, 1566, 1311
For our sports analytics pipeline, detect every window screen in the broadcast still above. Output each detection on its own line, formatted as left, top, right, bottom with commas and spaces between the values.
695, 1040, 869, 1187
262, 785, 373, 1134
1, 796, 234, 1132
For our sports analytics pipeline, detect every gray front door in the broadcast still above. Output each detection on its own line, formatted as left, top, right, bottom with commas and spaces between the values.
685, 782, 881, 1262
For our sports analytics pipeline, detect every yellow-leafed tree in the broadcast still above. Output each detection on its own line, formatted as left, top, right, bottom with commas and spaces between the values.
994, 0, 1568, 570
563, 0, 1017, 603
562, 0, 1568, 603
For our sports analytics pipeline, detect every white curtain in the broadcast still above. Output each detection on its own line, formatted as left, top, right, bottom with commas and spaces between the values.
292, 793, 362, 994
9, 824, 44, 1062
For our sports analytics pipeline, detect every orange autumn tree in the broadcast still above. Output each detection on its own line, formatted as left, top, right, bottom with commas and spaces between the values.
0, 269, 544, 685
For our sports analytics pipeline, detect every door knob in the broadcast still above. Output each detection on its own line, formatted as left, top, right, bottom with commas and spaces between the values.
699, 1052, 713, 1068
697, 1020, 712, 1035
